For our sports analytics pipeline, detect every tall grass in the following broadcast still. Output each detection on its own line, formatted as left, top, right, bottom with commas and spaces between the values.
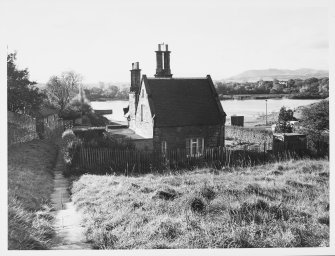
71, 158, 329, 249
8, 140, 57, 249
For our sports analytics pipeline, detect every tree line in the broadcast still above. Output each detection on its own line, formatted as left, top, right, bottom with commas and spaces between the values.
274, 100, 329, 155
83, 82, 129, 101
215, 77, 329, 99
7, 52, 109, 126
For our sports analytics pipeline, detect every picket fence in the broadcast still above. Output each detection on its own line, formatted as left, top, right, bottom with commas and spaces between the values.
73, 143, 273, 174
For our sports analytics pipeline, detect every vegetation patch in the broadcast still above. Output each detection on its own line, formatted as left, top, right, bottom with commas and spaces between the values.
187, 196, 206, 214
8, 140, 58, 249
153, 187, 181, 201
71, 159, 329, 249
272, 170, 283, 176
286, 180, 314, 189
199, 185, 216, 201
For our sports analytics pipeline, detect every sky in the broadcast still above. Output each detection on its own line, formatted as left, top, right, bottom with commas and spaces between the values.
3, 0, 330, 84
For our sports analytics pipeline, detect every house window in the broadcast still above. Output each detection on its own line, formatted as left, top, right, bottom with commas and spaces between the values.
142, 89, 144, 98
186, 138, 204, 156
140, 104, 144, 121
161, 141, 167, 155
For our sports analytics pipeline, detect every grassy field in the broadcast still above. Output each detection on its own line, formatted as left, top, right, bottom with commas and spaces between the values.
8, 140, 58, 249
71, 158, 329, 249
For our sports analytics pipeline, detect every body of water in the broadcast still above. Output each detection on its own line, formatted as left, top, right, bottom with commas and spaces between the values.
91, 99, 321, 123
91, 100, 129, 122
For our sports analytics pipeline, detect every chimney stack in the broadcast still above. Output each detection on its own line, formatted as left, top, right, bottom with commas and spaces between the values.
163, 44, 171, 77
130, 62, 141, 94
155, 43, 172, 78
155, 44, 163, 76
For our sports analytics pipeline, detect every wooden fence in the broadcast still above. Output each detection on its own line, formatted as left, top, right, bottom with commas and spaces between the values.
72, 143, 273, 174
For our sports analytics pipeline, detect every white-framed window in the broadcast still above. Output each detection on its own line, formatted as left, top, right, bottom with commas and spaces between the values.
161, 141, 167, 156
186, 138, 204, 157
140, 104, 144, 121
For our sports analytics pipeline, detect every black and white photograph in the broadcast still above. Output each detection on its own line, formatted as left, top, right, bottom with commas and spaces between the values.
2, 0, 334, 254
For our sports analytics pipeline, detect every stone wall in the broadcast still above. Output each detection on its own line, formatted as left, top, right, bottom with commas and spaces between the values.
225, 125, 272, 144
8, 111, 38, 146
128, 92, 136, 130
8, 111, 36, 131
153, 124, 225, 152
133, 84, 153, 138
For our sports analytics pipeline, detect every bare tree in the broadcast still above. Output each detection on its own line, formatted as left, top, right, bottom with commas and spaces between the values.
46, 71, 82, 112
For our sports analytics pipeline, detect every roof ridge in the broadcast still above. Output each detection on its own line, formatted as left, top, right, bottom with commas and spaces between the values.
146, 77, 208, 79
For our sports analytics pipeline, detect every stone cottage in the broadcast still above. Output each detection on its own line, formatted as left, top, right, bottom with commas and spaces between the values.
127, 44, 226, 155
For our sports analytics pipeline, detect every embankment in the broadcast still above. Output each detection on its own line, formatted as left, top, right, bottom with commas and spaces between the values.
71, 158, 329, 249
8, 140, 58, 249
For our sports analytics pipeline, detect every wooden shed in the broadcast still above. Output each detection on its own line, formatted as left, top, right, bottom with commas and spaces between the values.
273, 133, 307, 154
231, 116, 244, 127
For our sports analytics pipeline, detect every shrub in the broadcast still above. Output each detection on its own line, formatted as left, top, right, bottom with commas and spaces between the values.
62, 129, 76, 143
73, 130, 135, 150
87, 112, 110, 126
274, 107, 295, 133
153, 187, 180, 201
187, 196, 206, 214
298, 100, 329, 156
63, 139, 82, 173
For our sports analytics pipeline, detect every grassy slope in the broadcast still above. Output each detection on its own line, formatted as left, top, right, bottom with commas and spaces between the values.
72, 158, 329, 249
8, 140, 57, 249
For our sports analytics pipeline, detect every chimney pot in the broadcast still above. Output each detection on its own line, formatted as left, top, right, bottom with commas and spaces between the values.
166, 44, 168, 51
158, 44, 161, 51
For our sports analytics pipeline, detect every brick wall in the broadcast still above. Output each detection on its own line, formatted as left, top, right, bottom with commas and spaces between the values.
153, 124, 225, 152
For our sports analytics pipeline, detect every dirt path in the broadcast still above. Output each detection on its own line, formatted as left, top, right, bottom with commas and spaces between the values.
50, 150, 92, 250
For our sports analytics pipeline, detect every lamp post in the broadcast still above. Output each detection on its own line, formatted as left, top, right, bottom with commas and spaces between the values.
265, 99, 268, 126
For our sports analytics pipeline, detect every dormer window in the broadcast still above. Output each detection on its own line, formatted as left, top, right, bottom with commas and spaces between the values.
142, 89, 144, 98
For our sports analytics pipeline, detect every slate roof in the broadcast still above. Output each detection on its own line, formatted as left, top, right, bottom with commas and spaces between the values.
141, 75, 226, 127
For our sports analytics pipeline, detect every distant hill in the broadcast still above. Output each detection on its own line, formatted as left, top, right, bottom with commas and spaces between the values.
224, 68, 328, 82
